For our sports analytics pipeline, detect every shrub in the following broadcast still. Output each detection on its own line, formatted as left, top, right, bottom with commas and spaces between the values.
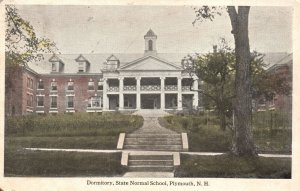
5, 113, 143, 137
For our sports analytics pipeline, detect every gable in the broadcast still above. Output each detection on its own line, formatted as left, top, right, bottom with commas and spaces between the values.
120, 56, 182, 71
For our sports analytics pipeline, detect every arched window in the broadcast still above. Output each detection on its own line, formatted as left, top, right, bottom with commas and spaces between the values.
148, 40, 153, 51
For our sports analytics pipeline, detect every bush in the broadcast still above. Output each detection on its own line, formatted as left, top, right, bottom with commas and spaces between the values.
175, 153, 291, 178
4, 148, 125, 177
5, 113, 143, 137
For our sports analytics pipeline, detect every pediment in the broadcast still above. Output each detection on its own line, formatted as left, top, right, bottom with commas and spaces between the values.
120, 55, 182, 71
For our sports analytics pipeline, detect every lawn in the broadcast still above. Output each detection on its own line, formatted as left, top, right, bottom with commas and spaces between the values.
5, 112, 143, 176
159, 111, 291, 154
5, 149, 125, 177
175, 154, 291, 178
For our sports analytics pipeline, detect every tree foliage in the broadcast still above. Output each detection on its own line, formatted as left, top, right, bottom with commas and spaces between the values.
191, 6, 258, 156
5, 5, 57, 65
182, 39, 270, 130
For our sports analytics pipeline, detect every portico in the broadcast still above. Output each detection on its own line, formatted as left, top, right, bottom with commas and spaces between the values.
101, 29, 199, 112
102, 75, 198, 111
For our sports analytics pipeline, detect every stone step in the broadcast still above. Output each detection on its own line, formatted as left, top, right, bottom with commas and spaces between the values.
129, 160, 173, 166
124, 145, 182, 151
126, 134, 181, 138
128, 165, 174, 172
125, 139, 182, 145
129, 155, 173, 160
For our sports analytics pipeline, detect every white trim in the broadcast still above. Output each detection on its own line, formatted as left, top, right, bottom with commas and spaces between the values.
36, 111, 45, 113
49, 110, 58, 113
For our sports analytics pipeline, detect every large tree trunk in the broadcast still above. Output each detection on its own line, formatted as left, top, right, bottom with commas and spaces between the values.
227, 6, 257, 156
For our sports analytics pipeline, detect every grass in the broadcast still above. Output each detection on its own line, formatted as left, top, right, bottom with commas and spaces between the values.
5, 112, 143, 177
175, 154, 291, 178
159, 115, 232, 152
159, 113, 291, 154
5, 148, 125, 177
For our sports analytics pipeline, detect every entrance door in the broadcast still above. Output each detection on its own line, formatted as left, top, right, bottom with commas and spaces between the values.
141, 94, 160, 109
109, 95, 119, 110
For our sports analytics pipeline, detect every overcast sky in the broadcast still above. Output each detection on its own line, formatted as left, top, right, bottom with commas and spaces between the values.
16, 5, 292, 54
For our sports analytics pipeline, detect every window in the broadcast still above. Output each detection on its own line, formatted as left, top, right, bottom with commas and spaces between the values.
27, 78, 33, 89
78, 62, 85, 72
37, 80, 44, 90
51, 81, 57, 91
67, 96, 74, 108
37, 96, 44, 107
148, 40, 153, 51
50, 96, 57, 108
52, 63, 57, 72
88, 81, 94, 90
67, 81, 74, 91
98, 82, 103, 91
88, 97, 101, 108
27, 93, 33, 107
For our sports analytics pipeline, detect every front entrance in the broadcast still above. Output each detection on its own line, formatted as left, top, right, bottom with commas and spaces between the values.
141, 94, 161, 109
108, 95, 119, 110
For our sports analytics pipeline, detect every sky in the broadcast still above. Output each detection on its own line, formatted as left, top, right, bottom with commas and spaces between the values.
16, 5, 293, 54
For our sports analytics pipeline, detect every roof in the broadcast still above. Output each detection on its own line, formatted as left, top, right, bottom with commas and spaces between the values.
26, 53, 187, 74
144, 29, 157, 38
26, 52, 291, 75
267, 53, 293, 72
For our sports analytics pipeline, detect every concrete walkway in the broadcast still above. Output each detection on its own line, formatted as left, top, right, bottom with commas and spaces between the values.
123, 172, 174, 177
131, 109, 177, 134
24, 148, 292, 158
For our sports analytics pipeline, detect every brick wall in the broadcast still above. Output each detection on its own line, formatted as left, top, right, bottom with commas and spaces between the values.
36, 75, 103, 113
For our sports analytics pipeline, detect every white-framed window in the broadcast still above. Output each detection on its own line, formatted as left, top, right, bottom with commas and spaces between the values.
27, 93, 33, 107
67, 81, 74, 91
27, 77, 34, 89
52, 63, 57, 72
88, 96, 101, 108
88, 81, 94, 90
67, 96, 74, 108
78, 62, 85, 72
51, 81, 57, 91
37, 80, 44, 90
37, 96, 44, 107
97, 81, 103, 91
50, 96, 57, 108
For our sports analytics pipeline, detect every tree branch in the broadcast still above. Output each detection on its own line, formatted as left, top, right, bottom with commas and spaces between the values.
227, 6, 238, 35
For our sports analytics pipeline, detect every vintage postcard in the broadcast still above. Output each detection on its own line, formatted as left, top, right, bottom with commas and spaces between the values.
0, 0, 299, 191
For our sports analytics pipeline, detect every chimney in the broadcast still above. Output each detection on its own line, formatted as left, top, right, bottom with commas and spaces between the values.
213, 45, 217, 53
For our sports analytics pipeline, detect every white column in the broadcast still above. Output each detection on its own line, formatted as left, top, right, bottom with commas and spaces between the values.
119, 77, 124, 110
177, 77, 182, 110
136, 77, 141, 110
103, 78, 108, 110
160, 77, 165, 110
193, 78, 199, 109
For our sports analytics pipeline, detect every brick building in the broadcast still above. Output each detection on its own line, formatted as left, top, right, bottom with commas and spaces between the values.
256, 53, 293, 113
6, 29, 200, 115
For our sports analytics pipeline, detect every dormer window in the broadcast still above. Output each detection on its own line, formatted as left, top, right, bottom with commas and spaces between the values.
49, 54, 64, 73
105, 54, 120, 71
78, 62, 85, 72
52, 63, 56, 72
75, 54, 90, 73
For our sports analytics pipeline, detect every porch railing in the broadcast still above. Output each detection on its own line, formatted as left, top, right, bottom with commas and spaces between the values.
108, 86, 119, 92
165, 85, 178, 91
141, 85, 161, 91
182, 86, 191, 91
123, 85, 137, 91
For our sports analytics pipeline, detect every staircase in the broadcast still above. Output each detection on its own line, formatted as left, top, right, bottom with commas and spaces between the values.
122, 111, 183, 172
124, 133, 182, 151
127, 153, 174, 172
